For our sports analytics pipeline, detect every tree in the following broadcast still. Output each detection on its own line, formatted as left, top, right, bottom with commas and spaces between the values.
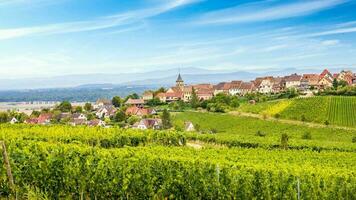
112, 96, 122, 108
125, 93, 140, 101
332, 78, 338, 89
31, 111, 41, 117
75, 106, 83, 113
338, 80, 348, 87
114, 110, 126, 122
57, 101, 72, 112
154, 87, 166, 96
280, 133, 289, 150
161, 109, 172, 129
84, 103, 93, 112
147, 97, 161, 106
0, 112, 9, 123
190, 87, 199, 109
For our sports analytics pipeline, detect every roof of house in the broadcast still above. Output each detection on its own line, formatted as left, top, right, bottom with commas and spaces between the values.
37, 113, 53, 123
88, 119, 105, 126
239, 82, 255, 90
25, 118, 38, 124
125, 106, 155, 116
284, 74, 302, 82
230, 81, 242, 89
125, 98, 145, 105
71, 118, 87, 125
72, 113, 85, 119
96, 98, 112, 105
320, 69, 332, 79
156, 92, 166, 98
139, 119, 162, 128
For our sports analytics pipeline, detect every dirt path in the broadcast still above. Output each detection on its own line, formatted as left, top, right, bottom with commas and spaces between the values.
229, 111, 356, 131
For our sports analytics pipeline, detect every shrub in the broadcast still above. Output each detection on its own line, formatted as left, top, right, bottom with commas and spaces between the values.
352, 137, 356, 143
324, 120, 330, 126
255, 130, 266, 137
274, 113, 280, 119
302, 132, 312, 140
280, 133, 289, 149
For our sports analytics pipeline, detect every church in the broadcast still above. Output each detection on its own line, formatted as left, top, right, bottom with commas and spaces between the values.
156, 74, 214, 103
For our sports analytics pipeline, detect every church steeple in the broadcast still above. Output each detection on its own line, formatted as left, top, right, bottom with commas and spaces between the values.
176, 73, 184, 89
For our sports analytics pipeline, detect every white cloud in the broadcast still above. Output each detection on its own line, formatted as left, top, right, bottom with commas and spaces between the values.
0, 0, 200, 40
321, 39, 340, 46
195, 0, 347, 25
307, 26, 356, 37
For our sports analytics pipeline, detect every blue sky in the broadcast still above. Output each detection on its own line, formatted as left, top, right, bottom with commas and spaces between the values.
1, 0, 356, 78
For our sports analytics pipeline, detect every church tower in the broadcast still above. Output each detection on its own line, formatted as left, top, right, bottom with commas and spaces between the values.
176, 73, 184, 90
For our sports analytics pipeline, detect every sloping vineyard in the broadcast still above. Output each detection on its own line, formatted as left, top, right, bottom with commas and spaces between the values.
238, 96, 356, 127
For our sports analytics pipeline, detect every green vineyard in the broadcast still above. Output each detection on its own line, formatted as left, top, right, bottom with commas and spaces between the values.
238, 96, 356, 127
1, 112, 355, 199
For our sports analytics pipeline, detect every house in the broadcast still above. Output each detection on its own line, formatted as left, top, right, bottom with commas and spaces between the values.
72, 113, 87, 120
133, 119, 162, 130
142, 91, 154, 101
214, 82, 231, 95
239, 82, 256, 95
283, 74, 302, 89
184, 121, 195, 132
165, 87, 183, 102
94, 99, 112, 109
301, 74, 320, 90
197, 89, 214, 101
125, 98, 145, 107
37, 113, 53, 125
88, 119, 106, 127
336, 70, 353, 85
70, 118, 87, 126
228, 81, 242, 96
318, 69, 333, 88
10, 117, 18, 124
24, 118, 38, 124
125, 106, 156, 117
182, 84, 214, 102
59, 113, 72, 120
272, 77, 284, 93
95, 106, 117, 118
156, 92, 167, 103
258, 77, 274, 93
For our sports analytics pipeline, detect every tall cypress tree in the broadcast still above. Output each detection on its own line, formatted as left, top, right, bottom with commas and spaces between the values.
190, 87, 199, 109
161, 109, 172, 129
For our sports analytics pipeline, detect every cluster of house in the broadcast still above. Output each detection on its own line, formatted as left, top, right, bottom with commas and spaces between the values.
142, 69, 355, 102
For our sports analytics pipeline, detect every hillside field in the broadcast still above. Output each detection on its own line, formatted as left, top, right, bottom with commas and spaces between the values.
0, 112, 355, 199
238, 96, 356, 127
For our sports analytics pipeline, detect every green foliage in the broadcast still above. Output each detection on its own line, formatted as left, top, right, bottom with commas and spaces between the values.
333, 78, 339, 89
239, 96, 356, 127
74, 106, 83, 113
255, 130, 266, 137
173, 112, 356, 151
161, 109, 172, 129
57, 101, 72, 112
31, 111, 41, 117
127, 116, 140, 125
84, 102, 93, 112
302, 132, 312, 140
146, 97, 161, 107
190, 87, 199, 109
0, 112, 9, 123
112, 96, 122, 108
2, 141, 355, 199
114, 110, 126, 122
280, 133, 289, 149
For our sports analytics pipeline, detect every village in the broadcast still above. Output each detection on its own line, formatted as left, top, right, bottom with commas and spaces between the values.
1, 68, 355, 130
